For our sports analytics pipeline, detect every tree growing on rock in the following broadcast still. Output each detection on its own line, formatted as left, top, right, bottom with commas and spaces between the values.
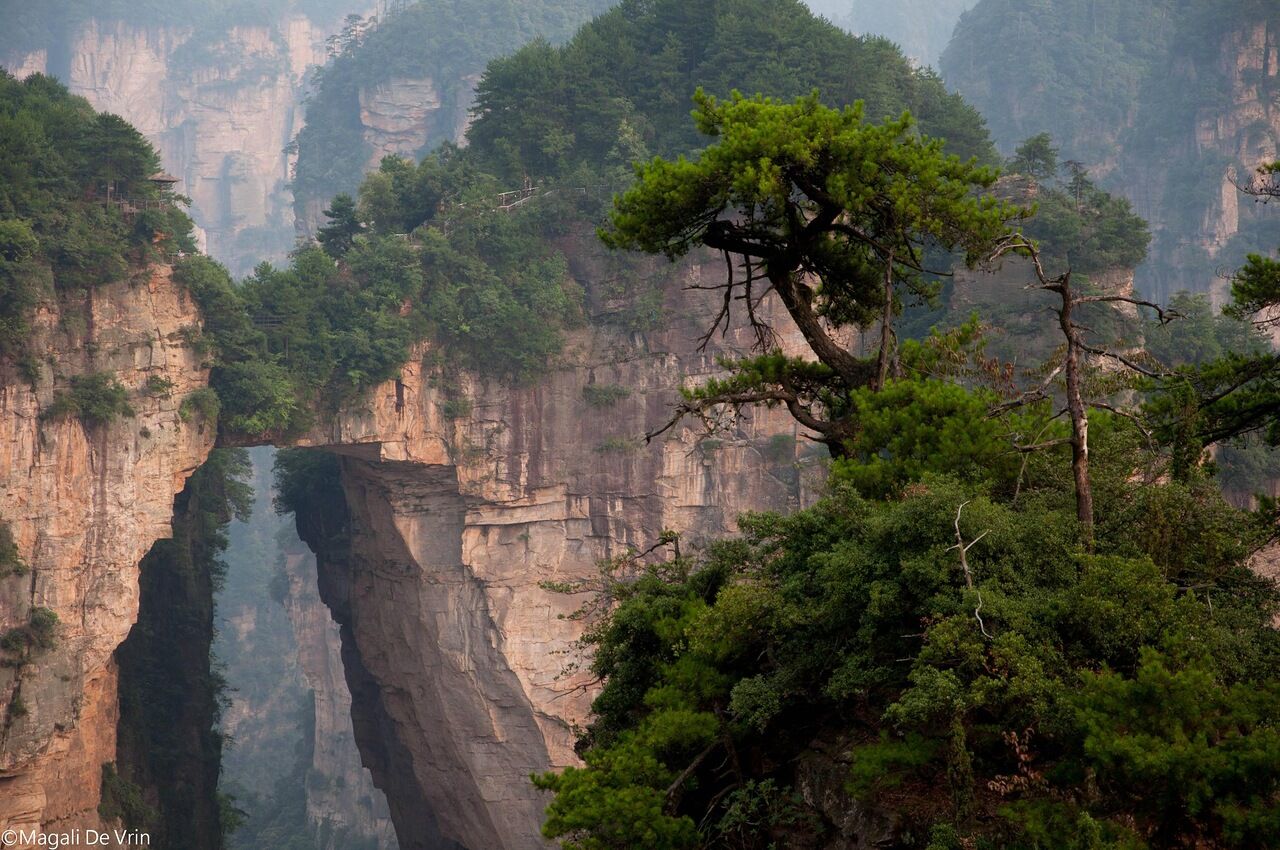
601, 90, 1024, 457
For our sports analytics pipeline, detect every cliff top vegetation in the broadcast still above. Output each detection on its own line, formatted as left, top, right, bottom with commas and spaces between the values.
0, 70, 194, 358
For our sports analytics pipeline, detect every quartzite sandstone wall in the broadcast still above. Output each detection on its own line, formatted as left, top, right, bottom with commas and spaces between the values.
0, 266, 215, 844
0, 250, 824, 849
291, 259, 826, 849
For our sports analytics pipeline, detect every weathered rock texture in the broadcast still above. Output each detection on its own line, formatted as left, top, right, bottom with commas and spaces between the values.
0, 247, 823, 850
289, 256, 825, 850
948, 9, 1280, 303
0, 265, 214, 844
1128, 16, 1280, 303
359, 74, 480, 168
2, 10, 366, 276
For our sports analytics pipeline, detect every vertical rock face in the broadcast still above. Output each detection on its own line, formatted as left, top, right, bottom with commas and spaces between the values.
358, 74, 479, 168
0, 266, 214, 841
1184, 19, 1279, 297
2, 10, 366, 276
947, 7, 1280, 302
293, 261, 825, 850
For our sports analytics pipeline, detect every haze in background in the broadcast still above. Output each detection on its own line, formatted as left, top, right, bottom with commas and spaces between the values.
803, 0, 974, 66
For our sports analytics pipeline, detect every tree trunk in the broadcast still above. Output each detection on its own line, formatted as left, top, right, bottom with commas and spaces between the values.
875, 251, 895, 390
769, 270, 872, 390
1058, 275, 1094, 549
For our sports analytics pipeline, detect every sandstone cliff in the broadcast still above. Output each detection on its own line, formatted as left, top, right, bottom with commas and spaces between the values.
946, 7, 1280, 303
0, 266, 214, 842
284, 255, 824, 849
0, 243, 822, 850
1131, 16, 1280, 302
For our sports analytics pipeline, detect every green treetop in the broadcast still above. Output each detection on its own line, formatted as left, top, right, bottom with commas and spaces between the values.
602, 90, 1023, 455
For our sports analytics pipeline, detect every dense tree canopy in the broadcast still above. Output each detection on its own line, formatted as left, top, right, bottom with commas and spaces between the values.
0, 70, 194, 357
537, 434, 1280, 848
532, 44, 1280, 850
468, 0, 996, 180
240, 0, 1004, 444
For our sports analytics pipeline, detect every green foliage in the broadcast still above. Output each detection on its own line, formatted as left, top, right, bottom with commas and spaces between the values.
847, 732, 939, 797
1075, 649, 1280, 846
1016, 158, 1151, 276
1146, 292, 1267, 368
833, 378, 1030, 498
582, 384, 631, 408
1008, 133, 1059, 182
27, 607, 57, 649
42, 372, 135, 428
438, 396, 473, 420
145, 375, 175, 397
2, 606, 60, 660
535, 393, 1280, 847
1227, 251, 1280, 320
0, 71, 195, 356
174, 256, 309, 440
277, 0, 999, 433
98, 762, 158, 830
602, 90, 1018, 454
315, 193, 361, 259
291, 0, 614, 212
595, 436, 639, 454
0, 518, 26, 577
469, 0, 997, 181
212, 361, 309, 439
272, 449, 342, 518
180, 388, 222, 426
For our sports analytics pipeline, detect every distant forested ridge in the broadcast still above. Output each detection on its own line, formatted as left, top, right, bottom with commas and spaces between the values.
942, 0, 1280, 300
941, 0, 1183, 163
943, 0, 1278, 161
290, 0, 619, 219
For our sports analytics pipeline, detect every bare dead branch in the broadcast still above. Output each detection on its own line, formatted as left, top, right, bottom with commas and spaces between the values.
987, 362, 1065, 416
1076, 294, 1182, 324
666, 742, 717, 809
1078, 343, 1168, 378
948, 501, 993, 639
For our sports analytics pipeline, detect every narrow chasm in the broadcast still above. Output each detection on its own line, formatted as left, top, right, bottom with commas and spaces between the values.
111, 447, 403, 850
